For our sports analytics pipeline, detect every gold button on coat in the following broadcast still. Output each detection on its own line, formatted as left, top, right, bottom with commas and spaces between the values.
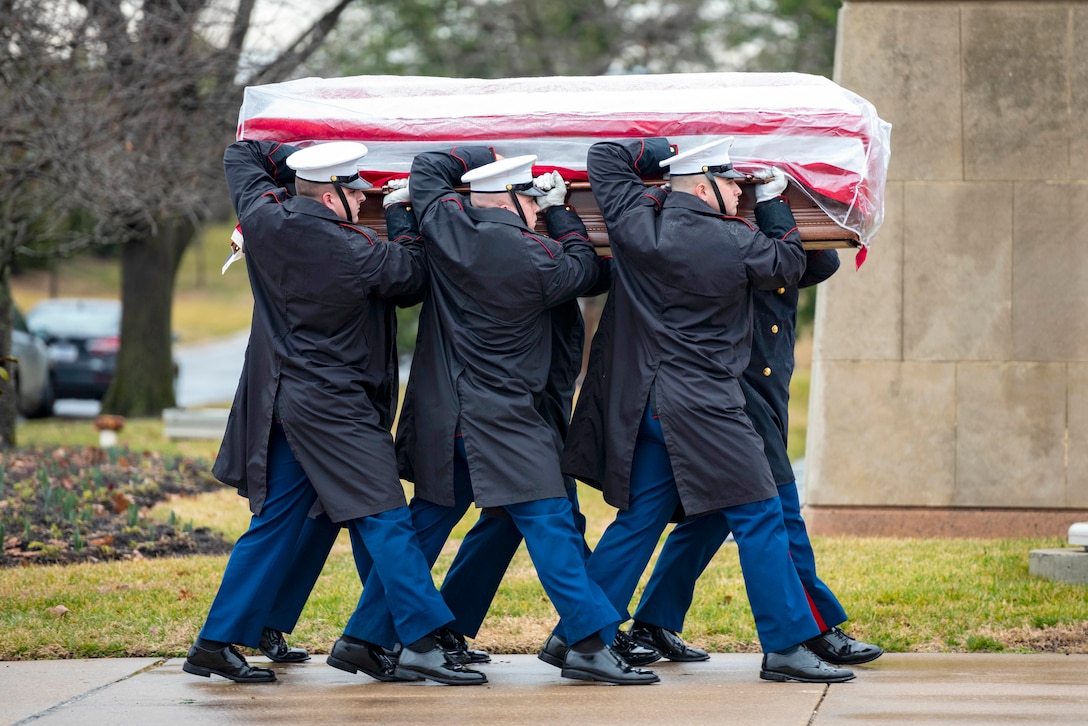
763, 367, 772, 376
771, 324, 779, 334
776, 287, 785, 294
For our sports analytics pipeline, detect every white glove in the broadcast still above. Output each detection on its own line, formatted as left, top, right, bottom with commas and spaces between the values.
754, 167, 788, 203
221, 224, 245, 275
535, 171, 567, 210
383, 177, 410, 208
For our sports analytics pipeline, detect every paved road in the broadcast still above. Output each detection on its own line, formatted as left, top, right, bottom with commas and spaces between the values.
4, 653, 1087, 726
52, 332, 420, 419
173, 330, 249, 408
53, 331, 250, 418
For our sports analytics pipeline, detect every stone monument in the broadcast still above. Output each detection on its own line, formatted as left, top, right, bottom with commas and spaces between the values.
805, 0, 1088, 536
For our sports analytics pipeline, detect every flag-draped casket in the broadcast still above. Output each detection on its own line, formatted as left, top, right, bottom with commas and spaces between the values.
236, 72, 892, 252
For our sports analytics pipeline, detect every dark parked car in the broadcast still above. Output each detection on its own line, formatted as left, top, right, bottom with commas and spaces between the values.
10, 305, 55, 418
26, 298, 122, 401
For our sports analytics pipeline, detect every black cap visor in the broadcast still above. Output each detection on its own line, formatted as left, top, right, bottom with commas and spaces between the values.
333, 172, 372, 190
508, 180, 546, 197
704, 164, 747, 180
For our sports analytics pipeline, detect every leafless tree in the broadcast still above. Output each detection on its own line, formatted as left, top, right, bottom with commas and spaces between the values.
0, 0, 361, 442
0, 0, 840, 444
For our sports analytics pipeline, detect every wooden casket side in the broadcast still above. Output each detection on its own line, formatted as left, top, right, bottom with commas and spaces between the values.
358, 182, 859, 251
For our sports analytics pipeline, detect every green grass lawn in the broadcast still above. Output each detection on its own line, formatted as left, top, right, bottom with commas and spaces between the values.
4, 416, 1087, 660
4, 233, 1086, 661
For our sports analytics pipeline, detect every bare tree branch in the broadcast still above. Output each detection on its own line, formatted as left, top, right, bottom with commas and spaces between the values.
250, 0, 360, 85
0, 0, 380, 420
214, 0, 258, 91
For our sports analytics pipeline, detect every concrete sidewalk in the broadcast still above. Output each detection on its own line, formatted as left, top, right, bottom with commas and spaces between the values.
3, 653, 1087, 725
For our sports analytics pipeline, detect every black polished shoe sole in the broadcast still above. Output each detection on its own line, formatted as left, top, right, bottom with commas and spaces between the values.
660, 650, 709, 663
538, 635, 568, 669
183, 660, 276, 683
759, 667, 856, 683
327, 654, 419, 682
394, 665, 487, 686
560, 666, 660, 685
614, 640, 664, 666
629, 633, 709, 663
812, 648, 884, 666
538, 648, 565, 669
622, 651, 664, 666
260, 648, 311, 663
463, 651, 492, 664
446, 649, 492, 665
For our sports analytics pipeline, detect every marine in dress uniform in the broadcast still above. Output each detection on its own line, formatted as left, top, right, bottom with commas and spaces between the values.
221, 183, 428, 668
247, 176, 607, 672
555, 136, 854, 683
230, 179, 655, 673
627, 244, 884, 667
343, 149, 658, 685
431, 282, 596, 665
434, 256, 656, 669
183, 140, 483, 686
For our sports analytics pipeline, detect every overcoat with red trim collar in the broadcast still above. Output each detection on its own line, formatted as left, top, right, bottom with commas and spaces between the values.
395, 146, 602, 508
212, 140, 425, 522
561, 138, 807, 518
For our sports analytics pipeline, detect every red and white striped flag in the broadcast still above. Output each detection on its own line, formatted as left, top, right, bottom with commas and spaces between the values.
236, 72, 891, 247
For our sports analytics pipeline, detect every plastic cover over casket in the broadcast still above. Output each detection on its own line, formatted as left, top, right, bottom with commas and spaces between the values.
237, 72, 892, 247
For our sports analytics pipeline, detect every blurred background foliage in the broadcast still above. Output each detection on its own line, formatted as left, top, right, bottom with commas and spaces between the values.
2, 0, 840, 442
309, 0, 841, 339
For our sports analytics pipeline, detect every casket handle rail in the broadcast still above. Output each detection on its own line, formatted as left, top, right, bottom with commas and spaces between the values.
373, 179, 860, 251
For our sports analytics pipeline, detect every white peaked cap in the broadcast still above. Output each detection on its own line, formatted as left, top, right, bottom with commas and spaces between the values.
286, 141, 373, 189
659, 137, 746, 178
461, 155, 546, 196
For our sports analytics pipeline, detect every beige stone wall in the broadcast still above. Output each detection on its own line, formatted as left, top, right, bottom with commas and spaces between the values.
807, 0, 1088, 531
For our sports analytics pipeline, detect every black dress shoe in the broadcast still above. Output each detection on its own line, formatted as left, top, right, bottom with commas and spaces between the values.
183, 642, 276, 683
612, 629, 663, 666
561, 644, 660, 685
434, 626, 491, 664
805, 627, 884, 665
326, 636, 420, 682
760, 645, 855, 683
538, 633, 568, 668
395, 644, 488, 685
258, 627, 311, 663
629, 621, 710, 662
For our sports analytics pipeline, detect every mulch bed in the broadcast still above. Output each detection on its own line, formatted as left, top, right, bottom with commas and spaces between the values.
0, 446, 235, 567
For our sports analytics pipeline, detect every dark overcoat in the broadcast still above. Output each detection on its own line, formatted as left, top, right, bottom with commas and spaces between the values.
561, 138, 807, 518
212, 140, 426, 522
742, 249, 840, 484
395, 146, 601, 508
544, 259, 612, 454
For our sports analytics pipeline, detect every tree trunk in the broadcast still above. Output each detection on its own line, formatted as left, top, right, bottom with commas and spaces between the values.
100, 216, 191, 417
0, 267, 16, 447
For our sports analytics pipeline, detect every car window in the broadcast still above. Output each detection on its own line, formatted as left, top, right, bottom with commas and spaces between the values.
26, 301, 121, 337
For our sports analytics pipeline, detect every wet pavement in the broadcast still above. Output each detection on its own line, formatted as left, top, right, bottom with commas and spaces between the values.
3, 652, 1087, 725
